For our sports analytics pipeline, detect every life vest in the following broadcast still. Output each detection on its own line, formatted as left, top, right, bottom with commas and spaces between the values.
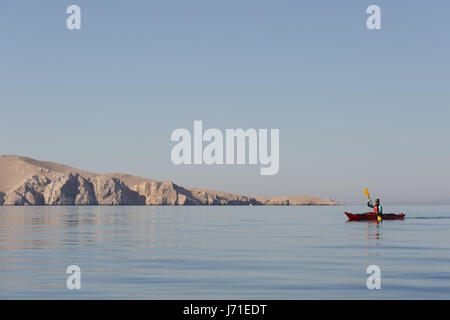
373, 205, 379, 214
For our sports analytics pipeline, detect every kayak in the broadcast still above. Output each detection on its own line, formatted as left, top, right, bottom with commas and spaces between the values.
345, 212, 405, 221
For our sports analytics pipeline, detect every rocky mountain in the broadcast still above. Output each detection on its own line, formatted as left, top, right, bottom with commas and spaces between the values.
0, 155, 342, 206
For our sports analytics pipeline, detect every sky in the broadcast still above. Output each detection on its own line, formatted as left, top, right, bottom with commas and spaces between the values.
1, 1, 449, 204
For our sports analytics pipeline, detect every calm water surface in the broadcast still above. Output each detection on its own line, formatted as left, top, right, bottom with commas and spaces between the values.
0, 206, 449, 299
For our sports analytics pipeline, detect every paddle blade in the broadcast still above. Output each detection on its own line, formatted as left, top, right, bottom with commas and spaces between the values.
364, 188, 371, 199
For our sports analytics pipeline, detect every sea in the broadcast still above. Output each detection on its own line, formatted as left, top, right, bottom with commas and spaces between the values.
0, 205, 449, 299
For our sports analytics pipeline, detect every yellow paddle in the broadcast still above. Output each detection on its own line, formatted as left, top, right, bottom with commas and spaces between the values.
364, 188, 382, 222
364, 188, 370, 200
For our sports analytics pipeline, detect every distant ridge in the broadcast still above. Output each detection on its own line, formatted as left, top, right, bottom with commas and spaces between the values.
0, 155, 342, 206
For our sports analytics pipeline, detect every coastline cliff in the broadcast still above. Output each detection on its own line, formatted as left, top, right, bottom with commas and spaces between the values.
0, 155, 342, 206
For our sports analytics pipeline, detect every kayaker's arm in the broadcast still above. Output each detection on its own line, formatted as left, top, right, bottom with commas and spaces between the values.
367, 201, 374, 208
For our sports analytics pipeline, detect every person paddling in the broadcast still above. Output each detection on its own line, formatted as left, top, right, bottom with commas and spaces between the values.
368, 198, 383, 221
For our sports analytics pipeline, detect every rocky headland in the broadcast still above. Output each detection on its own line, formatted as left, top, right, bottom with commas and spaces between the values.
0, 155, 341, 206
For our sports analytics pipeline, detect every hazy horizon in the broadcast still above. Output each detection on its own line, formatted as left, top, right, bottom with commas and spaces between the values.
1, 1, 449, 204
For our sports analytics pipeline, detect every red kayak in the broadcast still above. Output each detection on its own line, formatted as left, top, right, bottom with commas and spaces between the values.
345, 212, 405, 221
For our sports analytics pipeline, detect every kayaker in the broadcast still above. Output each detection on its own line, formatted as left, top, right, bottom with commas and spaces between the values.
368, 198, 383, 217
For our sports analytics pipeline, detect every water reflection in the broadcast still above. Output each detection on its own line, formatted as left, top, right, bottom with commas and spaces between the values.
364, 221, 381, 256
0, 206, 177, 251
346, 219, 382, 256
366, 221, 382, 241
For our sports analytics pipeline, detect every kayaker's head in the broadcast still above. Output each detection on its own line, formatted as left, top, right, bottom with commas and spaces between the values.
375, 198, 380, 205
